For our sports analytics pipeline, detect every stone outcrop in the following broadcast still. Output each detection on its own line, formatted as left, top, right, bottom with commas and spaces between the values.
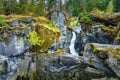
0, 53, 36, 80
83, 43, 120, 78
0, 15, 60, 56
47, 10, 71, 53
0, 11, 120, 80
89, 11, 120, 26
32, 17, 60, 52
72, 24, 119, 55
0, 26, 30, 56
7, 53, 104, 80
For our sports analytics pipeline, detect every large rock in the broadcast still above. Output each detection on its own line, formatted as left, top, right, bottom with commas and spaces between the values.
89, 11, 120, 26
35, 53, 84, 80
73, 25, 117, 54
0, 53, 36, 80
33, 17, 60, 52
0, 52, 106, 80
0, 26, 30, 56
83, 43, 120, 78
47, 10, 70, 52
33, 53, 105, 80
0, 36, 25, 56
0, 15, 60, 56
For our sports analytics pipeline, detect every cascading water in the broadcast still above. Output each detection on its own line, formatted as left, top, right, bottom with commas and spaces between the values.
69, 32, 78, 55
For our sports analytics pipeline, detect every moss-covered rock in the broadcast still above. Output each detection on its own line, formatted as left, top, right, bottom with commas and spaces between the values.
32, 17, 60, 52
35, 53, 83, 80
101, 26, 118, 40
87, 43, 120, 59
114, 31, 120, 45
84, 43, 120, 78
0, 15, 60, 54
89, 11, 120, 26
46, 9, 69, 29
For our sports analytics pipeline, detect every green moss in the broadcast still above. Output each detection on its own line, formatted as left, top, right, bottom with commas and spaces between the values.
48, 21, 57, 28
0, 15, 60, 52
33, 17, 60, 33
92, 44, 97, 53
102, 26, 117, 39
4, 15, 32, 23
114, 32, 120, 44
109, 47, 120, 59
36, 53, 83, 80
91, 43, 120, 59
27, 16, 60, 51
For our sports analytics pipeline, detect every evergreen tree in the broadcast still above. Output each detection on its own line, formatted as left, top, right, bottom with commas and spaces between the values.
35, 0, 45, 16
114, 0, 120, 12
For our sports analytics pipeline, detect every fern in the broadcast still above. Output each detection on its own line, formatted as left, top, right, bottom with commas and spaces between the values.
27, 30, 44, 46
106, 0, 114, 14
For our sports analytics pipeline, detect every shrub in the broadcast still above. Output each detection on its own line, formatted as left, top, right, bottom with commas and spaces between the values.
0, 6, 3, 13
70, 17, 80, 27
27, 30, 44, 46
0, 16, 7, 26
48, 22, 57, 28
80, 11, 92, 24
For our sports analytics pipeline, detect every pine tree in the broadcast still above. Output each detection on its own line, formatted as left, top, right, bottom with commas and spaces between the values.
113, 0, 120, 12
35, 0, 45, 16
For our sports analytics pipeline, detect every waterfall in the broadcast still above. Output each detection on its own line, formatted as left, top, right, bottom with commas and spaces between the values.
69, 32, 78, 55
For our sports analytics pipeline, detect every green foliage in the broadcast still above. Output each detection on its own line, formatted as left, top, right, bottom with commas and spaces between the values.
0, 0, 119, 16
80, 11, 92, 24
0, 6, 3, 13
87, 0, 107, 11
47, 0, 57, 10
113, 0, 120, 12
0, 0, 45, 16
48, 22, 57, 28
95, 8, 105, 14
27, 30, 44, 46
106, 0, 114, 13
70, 17, 80, 27
64, 0, 108, 16
64, 0, 82, 16
0, 16, 7, 26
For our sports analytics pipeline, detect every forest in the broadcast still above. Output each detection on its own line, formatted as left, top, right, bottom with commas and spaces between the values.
0, 0, 120, 16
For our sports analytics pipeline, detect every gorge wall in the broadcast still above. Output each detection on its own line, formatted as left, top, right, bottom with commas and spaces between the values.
0, 10, 120, 80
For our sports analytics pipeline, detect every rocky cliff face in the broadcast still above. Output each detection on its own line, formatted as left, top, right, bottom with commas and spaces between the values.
47, 10, 72, 53
83, 43, 120, 78
0, 11, 120, 80
0, 15, 60, 80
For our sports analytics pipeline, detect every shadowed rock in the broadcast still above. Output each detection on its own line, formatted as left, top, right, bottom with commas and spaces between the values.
83, 43, 120, 78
